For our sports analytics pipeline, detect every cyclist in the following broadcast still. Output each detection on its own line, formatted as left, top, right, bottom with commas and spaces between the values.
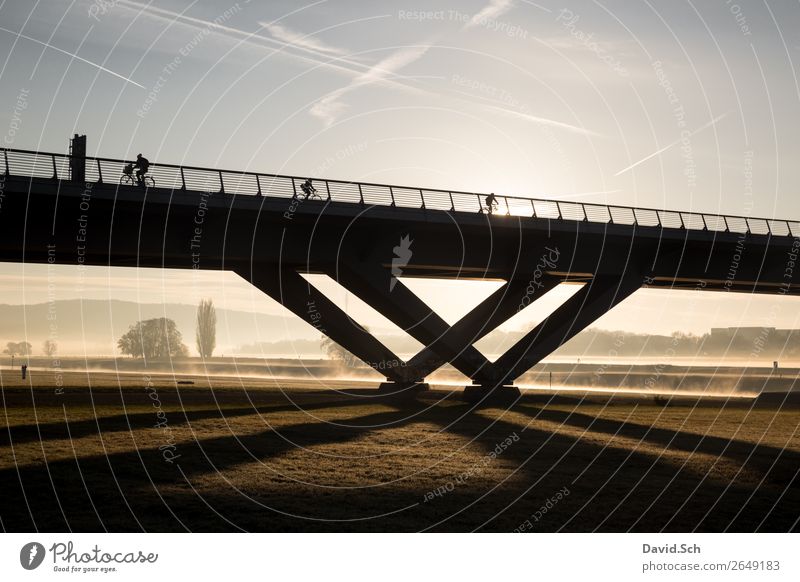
134, 153, 150, 186
300, 178, 317, 199
485, 192, 498, 214
122, 162, 134, 179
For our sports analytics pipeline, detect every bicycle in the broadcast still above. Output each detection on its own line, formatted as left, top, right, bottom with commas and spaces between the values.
120, 171, 155, 188
298, 181, 323, 200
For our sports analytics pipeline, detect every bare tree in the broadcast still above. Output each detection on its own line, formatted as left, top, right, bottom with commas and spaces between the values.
195, 298, 217, 358
42, 339, 58, 357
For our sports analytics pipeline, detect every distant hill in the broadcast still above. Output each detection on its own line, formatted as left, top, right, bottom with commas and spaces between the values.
0, 299, 317, 355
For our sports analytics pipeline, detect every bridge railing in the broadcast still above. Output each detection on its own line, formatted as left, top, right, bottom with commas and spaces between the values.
3, 146, 798, 237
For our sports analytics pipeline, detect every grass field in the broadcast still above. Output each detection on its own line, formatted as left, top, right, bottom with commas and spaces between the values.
1, 369, 798, 532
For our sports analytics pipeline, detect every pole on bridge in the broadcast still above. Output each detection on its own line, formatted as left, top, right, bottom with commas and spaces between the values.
69, 134, 86, 183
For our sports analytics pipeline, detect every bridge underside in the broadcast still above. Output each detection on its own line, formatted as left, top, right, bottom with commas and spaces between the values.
2, 175, 800, 403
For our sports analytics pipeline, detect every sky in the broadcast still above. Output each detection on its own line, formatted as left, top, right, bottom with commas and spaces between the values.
1, 0, 800, 343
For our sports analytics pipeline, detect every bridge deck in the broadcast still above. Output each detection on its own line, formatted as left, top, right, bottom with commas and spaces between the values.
2, 146, 797, 237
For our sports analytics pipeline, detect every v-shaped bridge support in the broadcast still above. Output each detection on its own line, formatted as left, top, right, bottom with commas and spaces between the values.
236, 261, 643, 402
235, 264, 410, 384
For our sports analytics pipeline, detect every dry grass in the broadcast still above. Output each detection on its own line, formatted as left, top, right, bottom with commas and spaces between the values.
1, 369, 798, 532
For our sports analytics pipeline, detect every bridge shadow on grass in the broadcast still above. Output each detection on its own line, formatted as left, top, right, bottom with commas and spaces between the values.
514, 404, 800, 488
0, 395, 797, 532
0, 392, 380, 447
433, 406, 800, 532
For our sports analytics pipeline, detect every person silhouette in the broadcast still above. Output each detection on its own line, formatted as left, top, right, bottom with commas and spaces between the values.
485, 192, 498, 214
134, 153, 150, 186
300, 178, 317, 199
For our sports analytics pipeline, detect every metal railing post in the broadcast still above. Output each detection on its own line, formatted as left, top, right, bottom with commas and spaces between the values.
218, 170, 225, 194
723, 216, 729, 232
419, 188, 424, 209
358, 183, 365, 205
530, 199, 536, 218
448, 191, 454, 211
180, 167, 187, 191
556, 202, 563, 220
96, 159, 103, 183
787, 222, 794, 237
679, 213, 685, 228
3, 150, 8, 175
325, 180, 331, 201
51, 155, 58, 180
744, 217, 751, 233
581, 203, 587, 221
701, 215, 708, 230
390, 186, 396, 207
291, 178, 298, 198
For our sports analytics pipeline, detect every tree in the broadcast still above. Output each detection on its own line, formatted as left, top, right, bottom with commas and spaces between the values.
320, 326, 368, 366
195, 298, 217, 358
320, 335, 349, 361
42, 339, 58, 357
117, 318, 189, 360
3, 341, 32, 357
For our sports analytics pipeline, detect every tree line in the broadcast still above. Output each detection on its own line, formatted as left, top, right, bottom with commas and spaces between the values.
3, 299, 216, 361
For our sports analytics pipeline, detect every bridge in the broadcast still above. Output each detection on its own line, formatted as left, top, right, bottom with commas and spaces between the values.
1, 140, 798, 402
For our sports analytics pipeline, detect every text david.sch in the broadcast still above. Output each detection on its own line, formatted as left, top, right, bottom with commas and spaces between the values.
643, 543, 701, 554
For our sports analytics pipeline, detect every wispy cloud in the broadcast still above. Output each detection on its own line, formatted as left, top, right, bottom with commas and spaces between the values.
0, 25, 145, 88
115, 0, 389, 80
310, 45, 431, 126
614, 112, 729, 176
481, 103, 604, 137
464, 0, 514, 29
109, 1, 599, 136
261, 22, 346, 56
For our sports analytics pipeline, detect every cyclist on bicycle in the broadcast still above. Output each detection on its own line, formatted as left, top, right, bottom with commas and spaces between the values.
485, 192, 497, 214
134, 153, 150, 186
300, 178, 317, 199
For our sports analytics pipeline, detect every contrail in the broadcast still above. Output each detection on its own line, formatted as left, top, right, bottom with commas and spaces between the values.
614, 112, 729, 176
482, 104, 605, 138
0, 26, 145, 88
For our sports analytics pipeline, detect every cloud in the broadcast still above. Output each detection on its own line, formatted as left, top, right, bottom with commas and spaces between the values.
310, 44, 431, 126
109, 2, 598, 137
464, 0, 514, 29
262, 22, 346, 56
115, 0, 384, 80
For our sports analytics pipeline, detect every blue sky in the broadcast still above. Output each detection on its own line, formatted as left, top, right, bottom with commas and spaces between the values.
2, 0, 800, 340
